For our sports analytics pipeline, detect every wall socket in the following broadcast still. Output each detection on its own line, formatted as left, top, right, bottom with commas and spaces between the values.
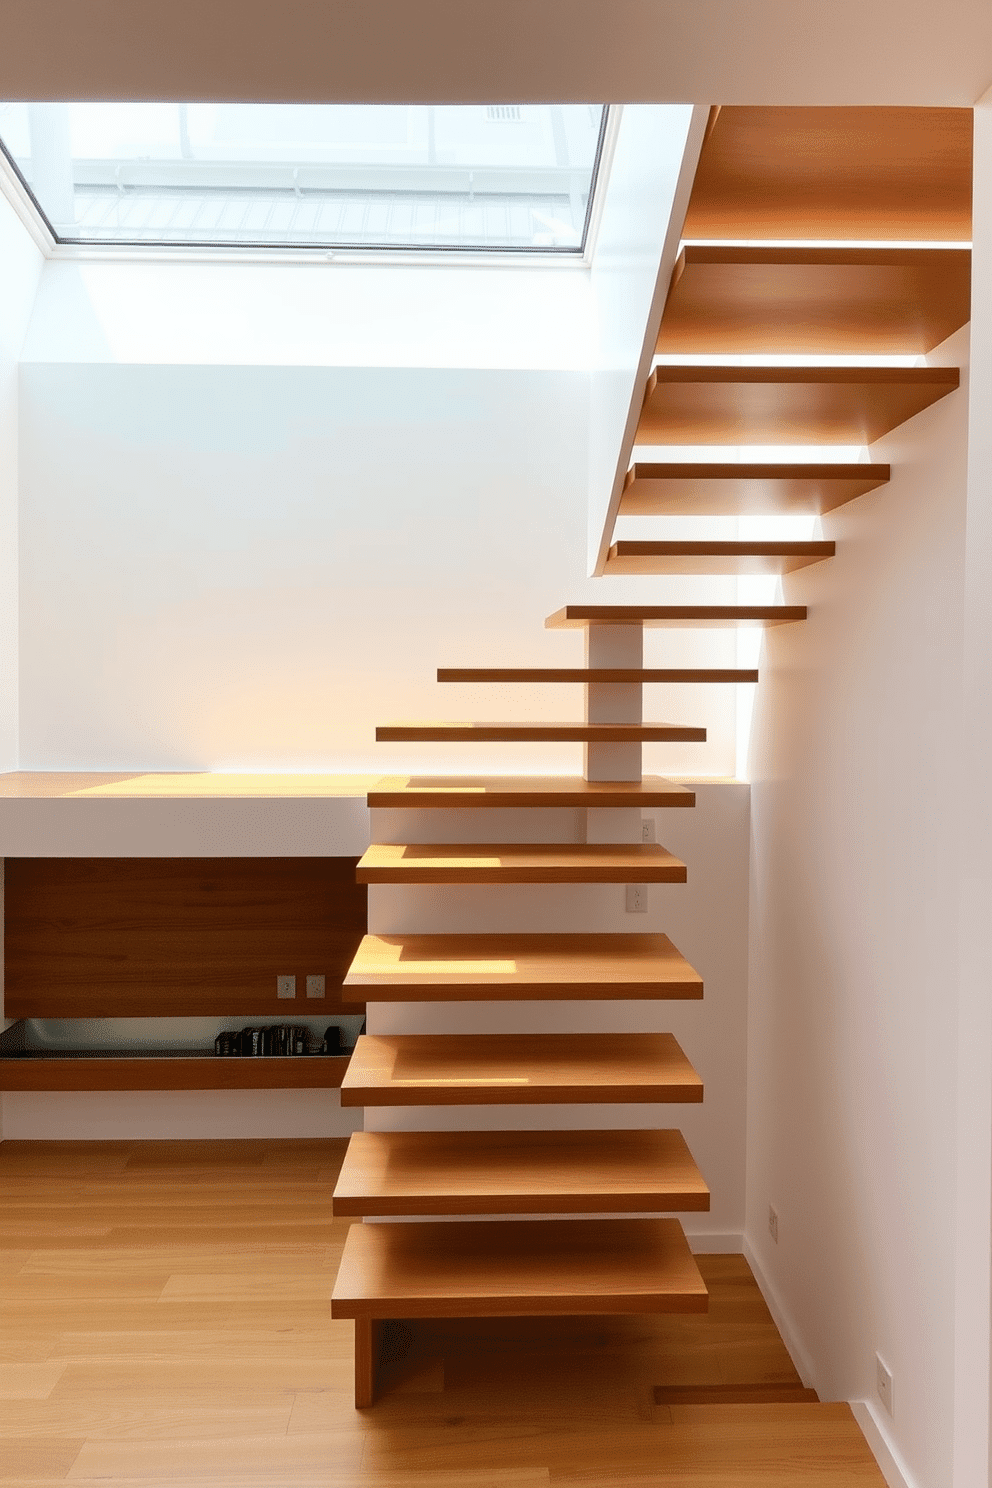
768, 1205, 779, 1243
306, 974, 325, 1000
876, 1354, 893, 1415
641, 817, 656, 843
625, 884, 647, 913
276, 974, 296, 1000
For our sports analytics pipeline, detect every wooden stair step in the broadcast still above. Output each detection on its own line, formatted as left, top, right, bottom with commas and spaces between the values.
682, 105, 972, 241
606, 539, 835, 575
340, 1031, 704, 1106
367, 775, 697, 809
437, 667, 759, 683
657, 245, 971, 355
343, 932, 703, 1001
331, 1215, 709, 1319
332, 1128, 710, 1216
375, 721, 706, 743
619, 461, 889, 516
356, 841, 687, 884
654, 1382, 819, 1405
636, 364, 959, 446
547, 604, 805, 629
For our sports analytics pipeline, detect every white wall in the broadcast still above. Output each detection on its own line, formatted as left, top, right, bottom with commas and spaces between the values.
16, 250, 736, 779
0, 186, 43, 772
744, 324, 970, 1486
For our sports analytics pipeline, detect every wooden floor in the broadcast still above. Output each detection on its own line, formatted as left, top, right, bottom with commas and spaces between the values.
0, 1139, 886, 1486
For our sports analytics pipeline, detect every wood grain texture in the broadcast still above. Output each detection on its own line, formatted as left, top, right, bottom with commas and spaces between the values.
368, 776, 696, 808
343, 933, 703, 1001
682, 106, 973, 241
356, 842, 687, 885
606, 540, 835, 576
0, 1141, 885, 1480
375, 722, 707, 742
331, 1217, 709, 1318
636, 364, 959, 446
619, 462, 890, 516
332, 1129, 710, 1216
340, 1032, 704, 1107
0, 1055, 350, 1092
654, 1382, 819, 1404
546, 605, 806, 629
436, 668, 758, 683
658, 246, 971, 355
3, 858, 367, 1019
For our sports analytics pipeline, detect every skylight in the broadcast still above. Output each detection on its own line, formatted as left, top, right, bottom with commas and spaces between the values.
0, 103, 608, 253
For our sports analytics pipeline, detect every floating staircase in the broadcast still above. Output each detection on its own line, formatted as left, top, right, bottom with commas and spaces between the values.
331, 102, 970, 1469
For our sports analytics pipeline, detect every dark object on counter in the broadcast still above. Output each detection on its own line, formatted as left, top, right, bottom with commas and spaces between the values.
322, 1025, 341, 1055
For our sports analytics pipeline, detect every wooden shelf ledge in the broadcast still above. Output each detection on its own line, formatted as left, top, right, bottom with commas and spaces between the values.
332, 1128, 710, 1216
436, 668, 759, 683
606, 540, 835, 576
636, 364, 959, 446
619, 462, 890, 516
375, 722, 707, 743
340, 1031, 704, 1106
356, 841, 687, 885
0, 1053, 350, 1091
343, 932, 703, 1001
658, 245, 971, 356
367, 775, 697, 809
547, 605, 806, 629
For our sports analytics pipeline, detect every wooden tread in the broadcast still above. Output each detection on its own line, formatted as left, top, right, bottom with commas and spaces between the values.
332, 1128, 710, 1216
619, 461, 889, 516
367, 774, 696, 808
437, 668, 759, 683
682, 106, 973, 241
331, 1215, 709, 1319
375, 721, 706, 743
606, 540, 835, 575
356, 841, 687, 884
547, 604, 806, 629
637, 364, 959, 446
343, 932, 703, 1001
657, 245, 971, 355
340, 1031, 704, 1106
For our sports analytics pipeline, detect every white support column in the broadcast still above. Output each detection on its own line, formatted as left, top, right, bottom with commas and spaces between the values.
584, 624, 643, 783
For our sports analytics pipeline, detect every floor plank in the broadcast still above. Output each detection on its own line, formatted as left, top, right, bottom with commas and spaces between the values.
0, 1140, 885, 1487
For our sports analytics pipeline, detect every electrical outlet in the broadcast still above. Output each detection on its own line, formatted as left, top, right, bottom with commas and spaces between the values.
306, 974, 325, 1000
641, 817, 656, 843
768, 1205, 779, 1243
625, 884, 647, 913
276, 974, 296, 1000
876, 1355, 893, 1415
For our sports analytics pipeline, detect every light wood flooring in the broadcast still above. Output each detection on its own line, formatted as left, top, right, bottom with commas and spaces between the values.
0, 1138, 885, 1485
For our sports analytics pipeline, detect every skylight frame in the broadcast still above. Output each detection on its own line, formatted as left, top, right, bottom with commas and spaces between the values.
0, 103, 615, 263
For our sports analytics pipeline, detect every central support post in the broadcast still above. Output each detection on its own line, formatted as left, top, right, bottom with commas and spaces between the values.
584, 623, 644, 783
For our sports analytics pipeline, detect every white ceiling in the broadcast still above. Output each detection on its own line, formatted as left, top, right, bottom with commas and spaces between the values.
0, 0, 989, 107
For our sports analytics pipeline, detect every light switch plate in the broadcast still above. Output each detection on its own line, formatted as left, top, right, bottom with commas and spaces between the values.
306, 974, 325, 1000
277, 975, 296, 1000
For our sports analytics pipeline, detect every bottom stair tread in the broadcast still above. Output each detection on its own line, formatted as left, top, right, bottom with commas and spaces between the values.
331, 1216, 708, 1318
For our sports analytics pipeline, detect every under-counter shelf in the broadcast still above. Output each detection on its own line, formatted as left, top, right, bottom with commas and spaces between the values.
0, 1047, 352, 1091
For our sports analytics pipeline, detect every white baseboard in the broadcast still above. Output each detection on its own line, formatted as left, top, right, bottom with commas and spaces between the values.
743, 1235, 915, 1488
851, 1400, 918, 1488
741, 1233, 820, 1391
686, 1229, 744, 1254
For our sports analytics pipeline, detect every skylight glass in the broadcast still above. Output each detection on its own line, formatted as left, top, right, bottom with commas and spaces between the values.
0, 103, 608, 253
